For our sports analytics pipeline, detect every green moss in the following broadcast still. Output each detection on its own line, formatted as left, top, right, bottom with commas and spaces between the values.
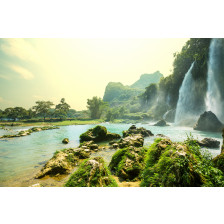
140, 138, 224, 187
65, 157, 118, 187
109, 146, 148, 181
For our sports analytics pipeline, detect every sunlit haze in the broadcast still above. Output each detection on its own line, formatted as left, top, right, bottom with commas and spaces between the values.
0, 38, 189, 110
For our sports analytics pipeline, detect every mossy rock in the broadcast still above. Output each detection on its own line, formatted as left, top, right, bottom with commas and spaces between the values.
109, 146, 148, 181
35, 148, 90, 179
213, 153, 224, 173
123, 125, 154, 137
62, 138, 69, 144
79, 125, 121, 143
140, 138, 224, 187
118, 134, 144, 148
65, 157, 118, 187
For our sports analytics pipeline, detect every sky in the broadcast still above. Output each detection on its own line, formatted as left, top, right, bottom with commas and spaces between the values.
0, 38, 189, 110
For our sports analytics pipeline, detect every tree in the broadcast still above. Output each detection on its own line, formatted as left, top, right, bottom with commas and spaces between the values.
55, 98, 71, 120
87, 96, 107, 119
33, 101, 54, 121
4, 107, 27, 121
0, 109, 4, 121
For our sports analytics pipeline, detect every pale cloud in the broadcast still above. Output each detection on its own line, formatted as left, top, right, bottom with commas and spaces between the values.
32, 95, 43, 100
0, 74, 11, 80
0, 96, 3, 102
9, 64, 34, 80
1, 39, 40, 63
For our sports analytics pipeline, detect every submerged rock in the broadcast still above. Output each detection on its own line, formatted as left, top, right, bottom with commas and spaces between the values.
122, 125, 154, 137
193, 111, 224, 132
156, 134, 170, 139
0, 126, 59, 139
79, 125, 121, 143
109, 146, 147, 181
62, 138, 69, 144
141, 138, 224, 187
35, 148, 90, 179
196, 138, 220, 148
153, 119, 169, 126
65, 157, 118, 187
118, 134, 144, 148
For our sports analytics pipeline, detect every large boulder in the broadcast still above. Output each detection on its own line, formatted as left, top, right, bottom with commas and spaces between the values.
122, 125, 154, 137
118, 134, 144, 148
109, 146, 147, 181
65, 157, 118, 187
196, 138, 220, 148
141, 138, 224, 187
153, 119, 169, 126
194, 111, 224, 132
35, 148, 90, 179
79, 125, 121, 142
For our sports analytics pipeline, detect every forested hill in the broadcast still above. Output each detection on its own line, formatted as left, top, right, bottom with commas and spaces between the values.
131, 71, 163, 89
103, 71, 163, 105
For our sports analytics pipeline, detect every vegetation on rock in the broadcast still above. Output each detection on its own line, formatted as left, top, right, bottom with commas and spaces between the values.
65, 157, 118, 187
79, 125, 121, 142
122, 125, 154, 137
109, 146, 148, 181
141, 137, 224, 187
35, 147, 90, 179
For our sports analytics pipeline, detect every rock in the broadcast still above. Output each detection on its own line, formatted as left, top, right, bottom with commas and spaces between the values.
35, 148, 90, 179
79, 141, 99, 151
109, 146, 147, 181
196, 138, 220, 148
29, 183, 42, 187
141, 138, 224, 187
112, 143, 119, 149
118, 134, 144, 148
213, 153, 224, 173
156, 134, 169, 139
153, 119, 169, 126
122, 125, 154, 137
79, 125, 121, 143
65, 157, 118, 187
62, 138, 69, 144
163, 109, 176, 123
194, 111, 224, 132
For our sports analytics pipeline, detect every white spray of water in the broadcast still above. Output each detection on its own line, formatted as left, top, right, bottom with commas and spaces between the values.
205, 38, 224, 123
175, 62, 201, 125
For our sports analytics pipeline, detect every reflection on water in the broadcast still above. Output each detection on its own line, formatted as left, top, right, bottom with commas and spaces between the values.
0, 123, 222, 186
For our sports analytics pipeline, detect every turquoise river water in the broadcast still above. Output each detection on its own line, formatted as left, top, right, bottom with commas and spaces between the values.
0, 122, 222, 187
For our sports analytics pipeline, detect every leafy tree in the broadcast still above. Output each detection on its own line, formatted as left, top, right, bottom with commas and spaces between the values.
4, 107, 27, 121
55, 98, 71, 120
33, 101, 54, 121
87, 96, 108, 119
0, 109, 4, 121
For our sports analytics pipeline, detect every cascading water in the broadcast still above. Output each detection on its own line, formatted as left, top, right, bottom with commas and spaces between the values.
175, 62, 202, 125
205, 38, 224, 123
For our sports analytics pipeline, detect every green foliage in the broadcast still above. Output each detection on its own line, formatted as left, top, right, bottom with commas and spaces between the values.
131, 71, 163, 89
65, 157, 118, 187
55, 98, 71, 120
109, 147, 148, 181
141, 138, 224, 187
33, 100, 54, 121
87, 96, 108, 119
4, 107, 27, 121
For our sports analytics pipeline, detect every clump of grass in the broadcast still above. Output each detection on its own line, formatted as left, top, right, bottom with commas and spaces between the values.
140, 137, 224, 187
65, 157, 118, 187
109, 146, 148, 181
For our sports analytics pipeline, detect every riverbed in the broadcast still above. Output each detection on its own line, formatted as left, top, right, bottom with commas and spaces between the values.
0, 122, 222, 187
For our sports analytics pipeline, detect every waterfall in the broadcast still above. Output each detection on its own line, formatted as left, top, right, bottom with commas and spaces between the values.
175, 62, 201, 125
205, 38, 224, 123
